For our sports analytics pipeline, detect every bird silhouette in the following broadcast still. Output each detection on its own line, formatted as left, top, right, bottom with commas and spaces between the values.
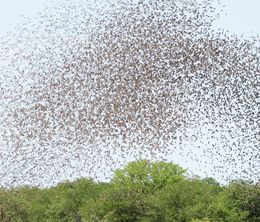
0, 0, 259, 188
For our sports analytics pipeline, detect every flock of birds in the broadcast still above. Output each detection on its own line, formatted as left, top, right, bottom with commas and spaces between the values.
0, 0, 259, 187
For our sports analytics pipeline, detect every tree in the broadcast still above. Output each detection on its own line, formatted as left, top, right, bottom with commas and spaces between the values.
222, 181, 260, 222
0, 160, 259, 221
153, 178, 223, 222
43, 179, 106, 222
80, 160, 186, 221
112, 160, 186, 192
0, 188, 29, 222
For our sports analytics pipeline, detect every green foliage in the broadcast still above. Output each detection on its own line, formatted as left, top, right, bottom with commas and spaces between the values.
222, 181, 260, 222
150, 178, 222, 222
191, 219, 211, 222
0, 160, 258, 222
43, 179, 102, 221
80, 186, 154, 222
112, 160, 186, 191
0, 188, 28, 222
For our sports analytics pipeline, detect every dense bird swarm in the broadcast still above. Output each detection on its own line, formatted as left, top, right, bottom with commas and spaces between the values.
0, 0, 259, 187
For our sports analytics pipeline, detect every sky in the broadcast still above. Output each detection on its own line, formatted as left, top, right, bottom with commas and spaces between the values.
0, 0, 260, 36
0, 0, 51, 34
213, 0, 260, 36
0, 0, 259, 186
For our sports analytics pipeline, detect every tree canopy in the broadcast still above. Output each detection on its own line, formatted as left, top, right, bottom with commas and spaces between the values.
0, 160, 259, 222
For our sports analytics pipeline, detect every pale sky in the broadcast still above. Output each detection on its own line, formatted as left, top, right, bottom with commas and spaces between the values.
0, 0, 259, 186
213, 0, 260, 36
0, 0, 51, 34
0, 0, 260, 36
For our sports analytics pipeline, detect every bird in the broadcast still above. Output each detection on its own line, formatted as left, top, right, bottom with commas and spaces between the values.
0, 0, 259, 188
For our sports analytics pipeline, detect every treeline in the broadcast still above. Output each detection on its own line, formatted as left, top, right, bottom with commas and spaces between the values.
0, 160, 259, 222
